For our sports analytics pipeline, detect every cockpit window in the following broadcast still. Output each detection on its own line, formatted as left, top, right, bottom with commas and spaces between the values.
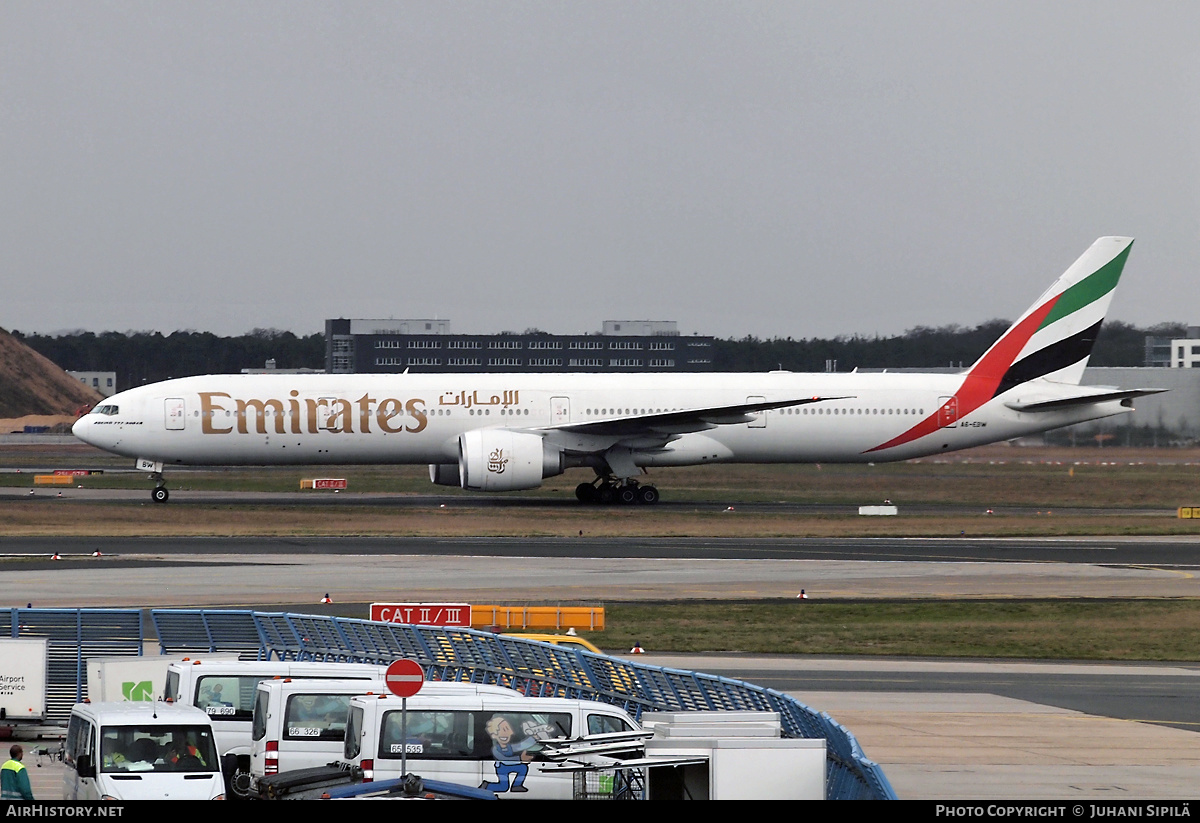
94, 405, 119, 416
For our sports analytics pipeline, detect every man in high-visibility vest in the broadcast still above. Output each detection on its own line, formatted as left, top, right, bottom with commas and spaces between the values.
1, 744, 34, 800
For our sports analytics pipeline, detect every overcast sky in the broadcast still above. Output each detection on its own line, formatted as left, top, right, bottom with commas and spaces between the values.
3, 2, 1198, 340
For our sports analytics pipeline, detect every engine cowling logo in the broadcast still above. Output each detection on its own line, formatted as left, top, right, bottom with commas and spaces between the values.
487, 448, 508, 474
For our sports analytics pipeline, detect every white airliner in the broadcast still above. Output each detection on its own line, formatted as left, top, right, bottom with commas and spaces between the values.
74, 237, 1158, 504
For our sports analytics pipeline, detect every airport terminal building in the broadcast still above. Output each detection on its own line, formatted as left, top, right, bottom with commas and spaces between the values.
324, 318, 717, 374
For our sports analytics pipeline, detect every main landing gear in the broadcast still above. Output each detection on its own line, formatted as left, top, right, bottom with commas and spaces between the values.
575, 477, 660, 506
150, 472, 169, 504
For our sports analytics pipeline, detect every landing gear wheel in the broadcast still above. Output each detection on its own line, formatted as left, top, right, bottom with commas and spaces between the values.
636, 485, 660, 505
616, 485, 638, 505
575, 483, 597, 503
151, 486, 169, 504
596, 484, 616, 505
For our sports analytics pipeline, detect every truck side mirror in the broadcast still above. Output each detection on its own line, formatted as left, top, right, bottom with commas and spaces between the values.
77, 753, 96, 779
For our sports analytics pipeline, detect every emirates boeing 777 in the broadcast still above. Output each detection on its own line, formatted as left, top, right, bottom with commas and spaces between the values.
73, 237, 1158, 504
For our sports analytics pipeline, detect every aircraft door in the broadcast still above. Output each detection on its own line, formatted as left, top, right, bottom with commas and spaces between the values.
318, 397, 342, 431
938, 396, 958, 428
165, 398, 186, 430
551, 397, 570, 425
746, 396, 767, 428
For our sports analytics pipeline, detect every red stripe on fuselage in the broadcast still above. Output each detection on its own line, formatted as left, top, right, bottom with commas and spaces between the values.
864, 296, 1059, 454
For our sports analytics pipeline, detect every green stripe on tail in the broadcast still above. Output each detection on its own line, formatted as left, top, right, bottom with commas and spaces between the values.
1037, 243, 1132, 329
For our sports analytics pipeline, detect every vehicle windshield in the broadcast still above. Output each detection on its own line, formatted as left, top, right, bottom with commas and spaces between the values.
100, 725, 219, 773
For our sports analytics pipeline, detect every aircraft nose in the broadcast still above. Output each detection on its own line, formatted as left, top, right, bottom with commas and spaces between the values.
72, 414, 91, 443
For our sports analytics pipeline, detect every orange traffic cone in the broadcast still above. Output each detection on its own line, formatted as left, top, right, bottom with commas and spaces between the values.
629, 642, 645, 654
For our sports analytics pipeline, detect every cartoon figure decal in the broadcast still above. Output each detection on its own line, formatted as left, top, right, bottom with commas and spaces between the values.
481, 715, 538, 793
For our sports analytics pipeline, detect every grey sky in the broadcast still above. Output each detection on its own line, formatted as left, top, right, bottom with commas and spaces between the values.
3, 2, 1198, 340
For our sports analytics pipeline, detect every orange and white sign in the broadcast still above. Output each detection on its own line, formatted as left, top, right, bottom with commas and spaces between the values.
370, 603, 472, 627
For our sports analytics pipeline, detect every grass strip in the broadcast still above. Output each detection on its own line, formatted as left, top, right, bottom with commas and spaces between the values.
582, 599, 1200, 661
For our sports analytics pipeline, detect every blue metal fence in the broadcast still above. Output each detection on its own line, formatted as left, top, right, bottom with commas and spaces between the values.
4, 608, 143, 724
151, 609, 896, 800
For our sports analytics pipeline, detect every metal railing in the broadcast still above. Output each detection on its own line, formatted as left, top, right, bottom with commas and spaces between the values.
150, 609, 896, 800
3, 608, 143, 724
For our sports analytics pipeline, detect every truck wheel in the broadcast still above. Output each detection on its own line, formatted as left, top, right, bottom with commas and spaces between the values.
231, 766, 253, 798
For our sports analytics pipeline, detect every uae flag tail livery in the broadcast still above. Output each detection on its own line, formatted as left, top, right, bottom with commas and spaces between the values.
869, 236, 1143, 454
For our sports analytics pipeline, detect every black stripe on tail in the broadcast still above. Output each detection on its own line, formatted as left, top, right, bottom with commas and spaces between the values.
992, 319, 1103, 399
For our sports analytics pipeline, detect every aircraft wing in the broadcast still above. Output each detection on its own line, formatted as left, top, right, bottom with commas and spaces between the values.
534, 396, 850, 453
1003, 387, 1166, 412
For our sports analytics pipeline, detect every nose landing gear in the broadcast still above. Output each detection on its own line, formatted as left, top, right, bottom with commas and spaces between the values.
150, 472, 169, 503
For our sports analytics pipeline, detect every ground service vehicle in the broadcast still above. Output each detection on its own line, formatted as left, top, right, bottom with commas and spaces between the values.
163, 659, 388, 797
343, 693, 639, 799
0, 639, 48, 733
248, 678, 524, 789
62, 702, 225, 801
502, 633, 604, 654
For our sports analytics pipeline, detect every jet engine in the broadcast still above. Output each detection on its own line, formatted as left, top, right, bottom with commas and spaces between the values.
431, 430, 564, 491
428, 463, 460, 486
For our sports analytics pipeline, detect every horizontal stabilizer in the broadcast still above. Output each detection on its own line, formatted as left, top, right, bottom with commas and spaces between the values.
1004, 387, 1165, 413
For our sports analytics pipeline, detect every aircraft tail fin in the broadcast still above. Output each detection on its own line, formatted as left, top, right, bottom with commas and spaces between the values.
966, 236, 1133, 395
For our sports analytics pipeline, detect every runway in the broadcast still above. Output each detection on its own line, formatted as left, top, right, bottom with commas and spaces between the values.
0, 483, 1182, 520
3, 535, 1200, 607
6, 533, 1200, 561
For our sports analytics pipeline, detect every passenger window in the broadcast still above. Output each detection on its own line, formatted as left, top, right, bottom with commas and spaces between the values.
476, 712, 571, 761
588, 714, 633, 735
380, 710, 475, 760
195, 676, 256, 721
284, 694, 353, 741
252, 690, 270, 741
65, 716, 89, 767
345, 707, 363, 760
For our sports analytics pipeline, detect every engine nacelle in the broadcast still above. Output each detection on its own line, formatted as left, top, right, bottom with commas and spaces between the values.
428, 463, 460, 487
457, 429, 563, 492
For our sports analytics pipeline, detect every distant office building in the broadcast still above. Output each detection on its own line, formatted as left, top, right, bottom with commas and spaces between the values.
1080, 367, 1200, 441
67, 370, 117, 397
324, 318, 715, 374
602, 320, 680, 336
1170, 328, 1200, 368
240, 358, 323, 375
1145, 326, 1200, 368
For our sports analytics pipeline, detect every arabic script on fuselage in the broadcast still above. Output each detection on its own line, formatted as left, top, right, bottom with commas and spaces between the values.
437, 389, 519, 408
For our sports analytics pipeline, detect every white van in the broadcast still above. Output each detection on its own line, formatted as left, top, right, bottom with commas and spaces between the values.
248, 679, 525, 789
62, 702, 225, 801
343, 692, 640, 799
163, 659, 389, 797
